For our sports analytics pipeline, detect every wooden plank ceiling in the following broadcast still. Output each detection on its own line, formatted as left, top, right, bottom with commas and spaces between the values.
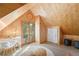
0, 3, 25, 18
31, 3, 79, 35
0, 3, 79, 35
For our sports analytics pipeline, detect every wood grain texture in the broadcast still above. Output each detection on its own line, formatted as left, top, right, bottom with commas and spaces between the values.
40, 16, 47, 43
0, 10, 35, 39
0, 3, 25, 18
31, 3, 79, 35
35, 16, 47, 43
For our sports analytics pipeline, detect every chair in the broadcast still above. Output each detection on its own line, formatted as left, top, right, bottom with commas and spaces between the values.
64, 39, 72, 46
73, 41, 79, 49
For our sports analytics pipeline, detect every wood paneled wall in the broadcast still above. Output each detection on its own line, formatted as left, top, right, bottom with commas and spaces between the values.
0, 12, 31, 38
0, 10, 47, 43
0, 19, 20, 38
40, 16, 47, 43
1, 3, 79, 42
35, 16, 47, 43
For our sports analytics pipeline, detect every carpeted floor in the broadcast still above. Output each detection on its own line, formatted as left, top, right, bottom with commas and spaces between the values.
14, 42, 79, 56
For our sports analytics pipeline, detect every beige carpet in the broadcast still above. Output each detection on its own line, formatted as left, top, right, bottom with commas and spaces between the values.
14, 42, 79, 56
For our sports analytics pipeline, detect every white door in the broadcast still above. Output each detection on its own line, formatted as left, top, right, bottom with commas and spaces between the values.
48, 27, 60, 44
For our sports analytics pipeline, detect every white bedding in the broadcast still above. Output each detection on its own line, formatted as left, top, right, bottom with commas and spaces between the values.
0, 36, 21, 49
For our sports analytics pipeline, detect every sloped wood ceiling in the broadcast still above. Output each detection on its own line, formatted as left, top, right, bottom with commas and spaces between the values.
0, 3, 25, 18
0, 3, 79, 35
31, 3, 79, 35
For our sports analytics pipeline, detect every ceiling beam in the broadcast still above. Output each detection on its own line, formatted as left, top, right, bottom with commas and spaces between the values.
0, 4, 35, 31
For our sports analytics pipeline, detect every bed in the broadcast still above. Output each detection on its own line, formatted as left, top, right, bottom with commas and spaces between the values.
0, 36, 21, 56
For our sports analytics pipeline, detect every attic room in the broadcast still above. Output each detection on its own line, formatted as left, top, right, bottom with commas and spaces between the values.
0, 3, 79, 56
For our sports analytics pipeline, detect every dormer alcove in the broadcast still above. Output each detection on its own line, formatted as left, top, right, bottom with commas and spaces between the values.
20, 10, 47, 45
